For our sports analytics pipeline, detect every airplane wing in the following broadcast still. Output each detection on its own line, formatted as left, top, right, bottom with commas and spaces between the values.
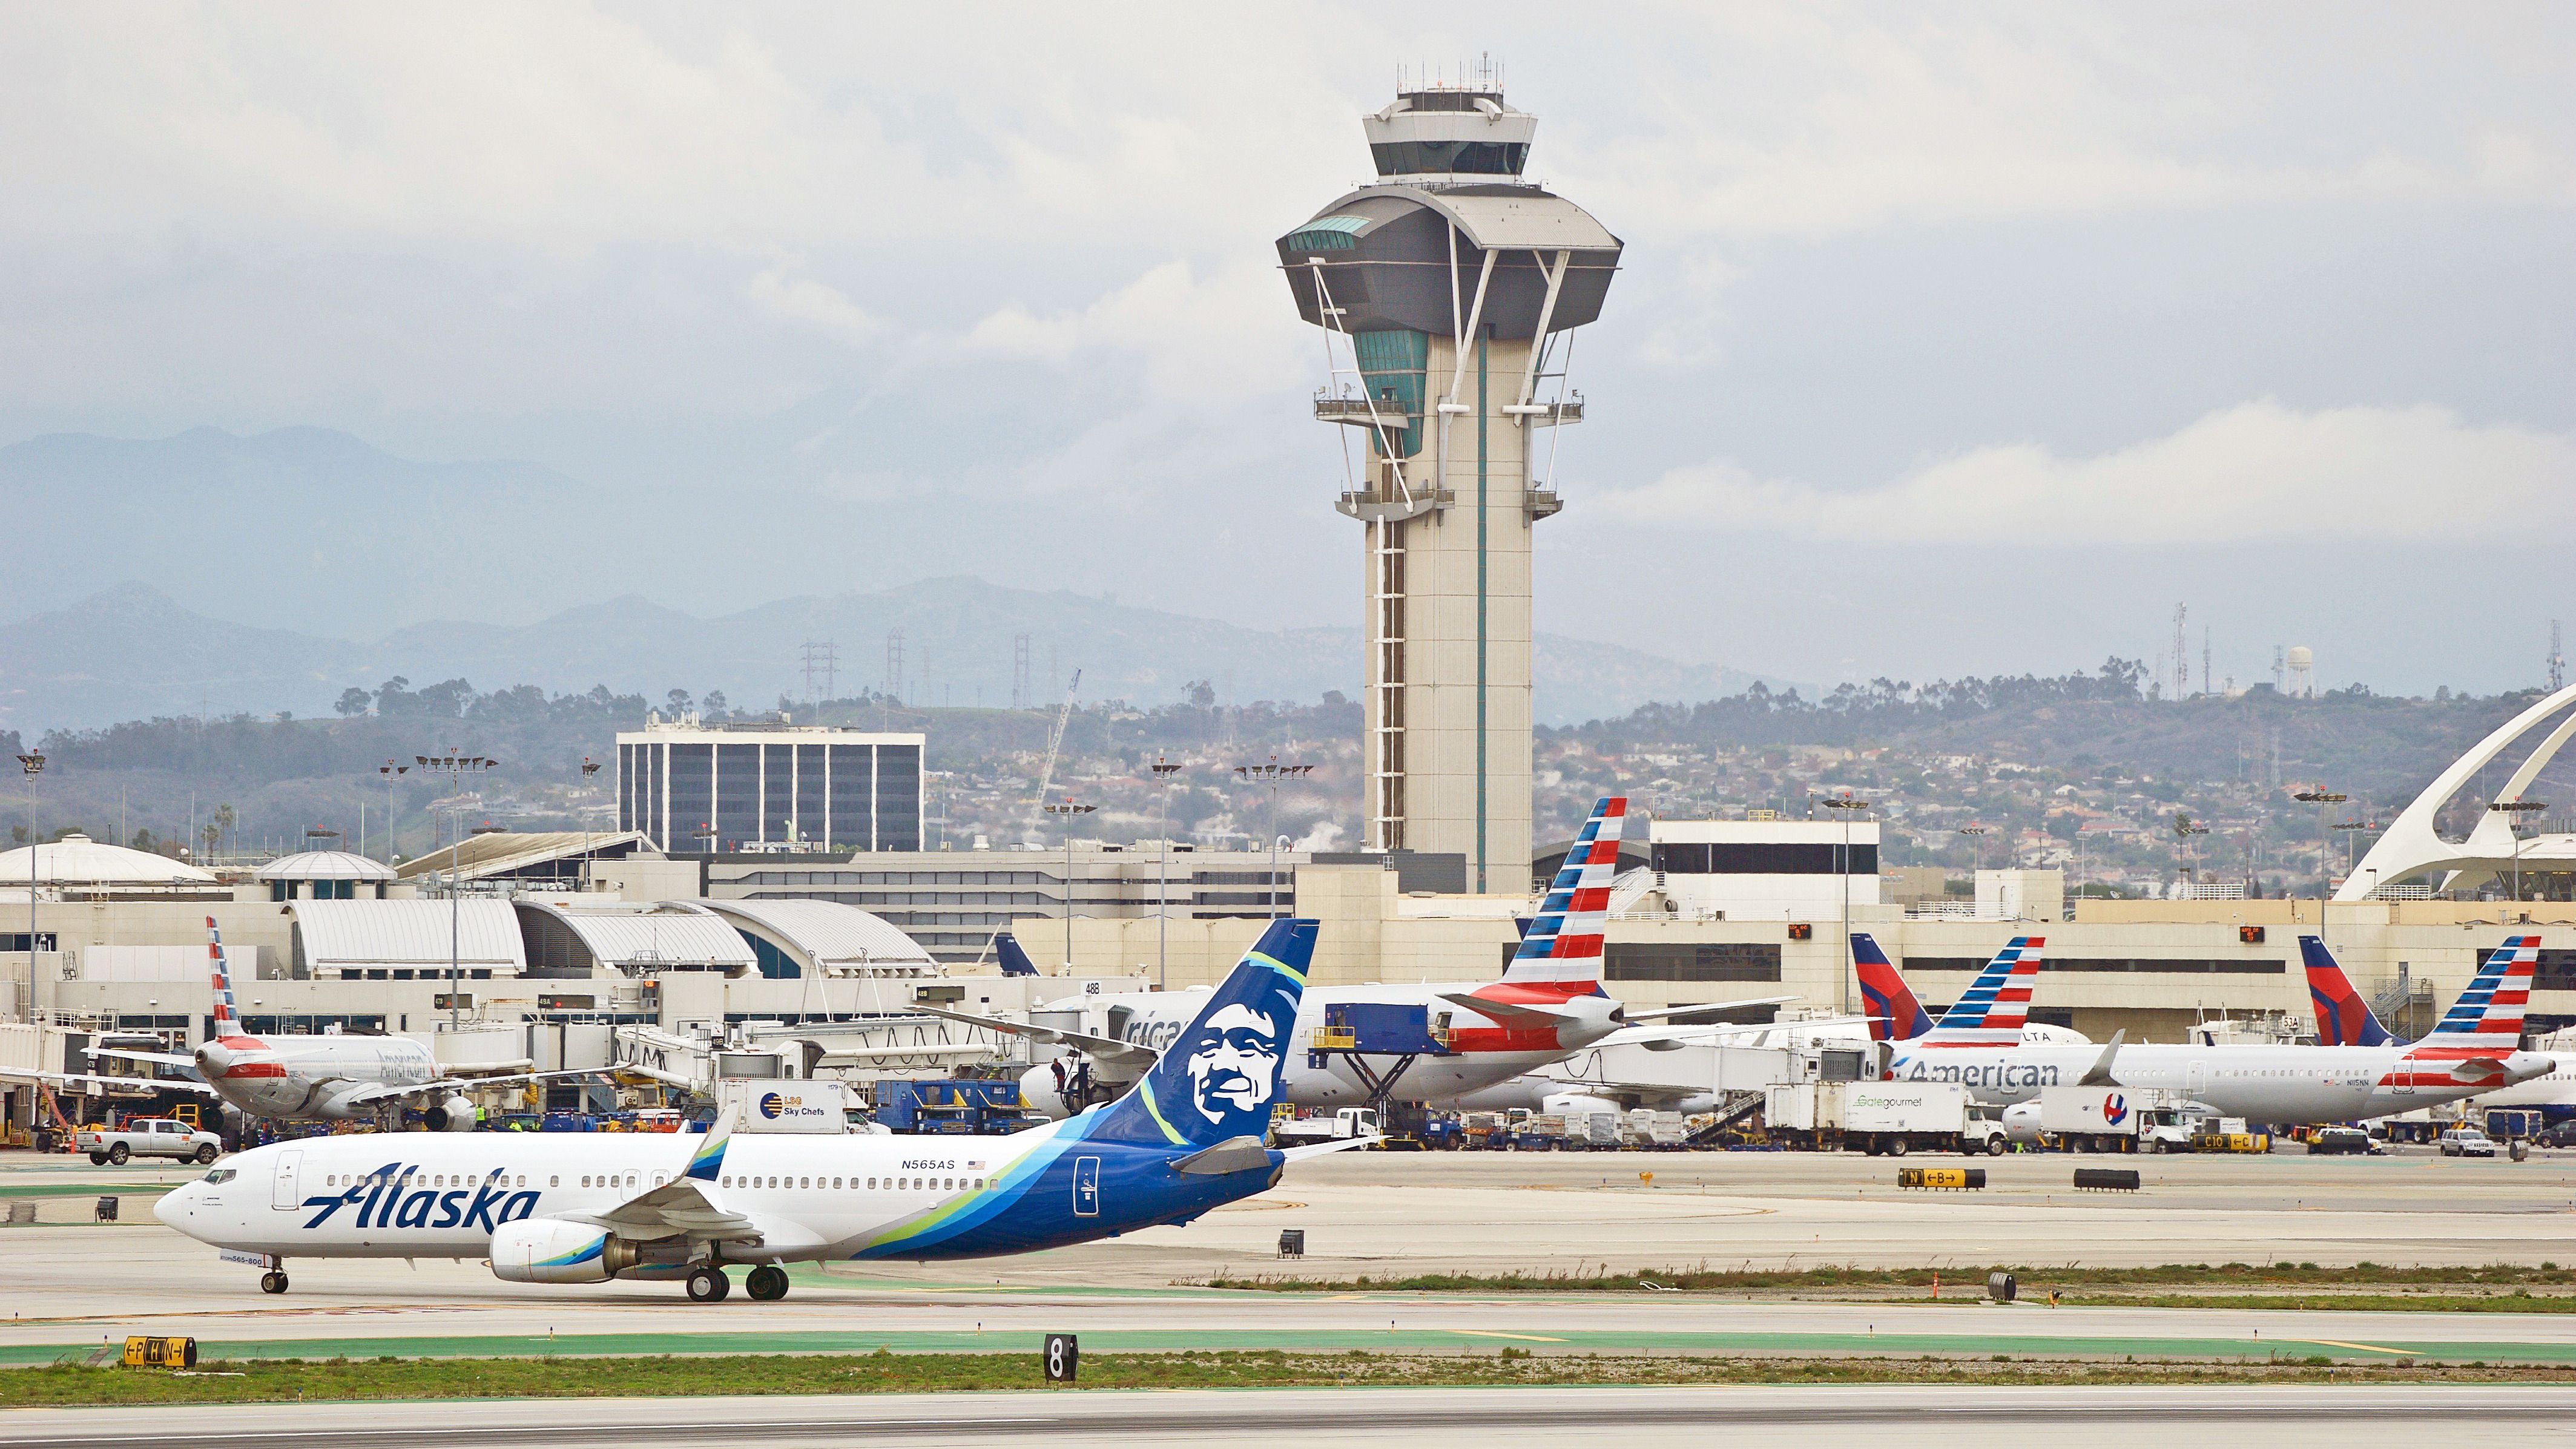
562, 1177, 763, 1244
908, 1004, 1160, 1071
0, 1066, 223, 1098
1282, 1134, 1383, 1163
84, 1047, 199, 1070
1436, 992, 1575, 1027
1619, 995, 1800, 1024
336, 1067, 607, 1111
1537, 1076, 1705, 1108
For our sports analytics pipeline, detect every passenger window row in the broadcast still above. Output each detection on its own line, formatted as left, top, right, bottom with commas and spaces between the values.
716, 1174, 985, 1192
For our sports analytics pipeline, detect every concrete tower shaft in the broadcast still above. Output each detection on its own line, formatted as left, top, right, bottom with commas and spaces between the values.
1277, 85, 1621, 894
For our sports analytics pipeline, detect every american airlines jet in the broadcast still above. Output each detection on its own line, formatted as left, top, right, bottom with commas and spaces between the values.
53, 919, 591, 1128
2302, 934, 2576, 1125
1883, 934, 2554, 1123
943, 798, 1728, 1114
156, 919, 1356, 1302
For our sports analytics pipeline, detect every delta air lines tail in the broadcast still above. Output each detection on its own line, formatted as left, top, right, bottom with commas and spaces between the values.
1850, 933, 1933, 1043
2299, 936, 2397, 1047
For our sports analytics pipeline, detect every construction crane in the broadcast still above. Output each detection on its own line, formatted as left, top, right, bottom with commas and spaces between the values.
1033, 668, 1081, 805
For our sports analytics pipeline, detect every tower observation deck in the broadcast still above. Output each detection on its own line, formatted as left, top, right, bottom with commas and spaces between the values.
1276, 75, 1622, 893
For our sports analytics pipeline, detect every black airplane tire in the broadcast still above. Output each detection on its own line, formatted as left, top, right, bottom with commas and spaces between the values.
108, 1143, 130, 1165
687, 1267, 729, 1303
195, 1144, 219, 1164
746, 1265, 789, 1301
260, 1271, 288, 1295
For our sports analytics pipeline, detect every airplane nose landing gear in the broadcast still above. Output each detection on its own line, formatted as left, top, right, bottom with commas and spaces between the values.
685, 1266, 730, 1303
745, 1265, 789, 1301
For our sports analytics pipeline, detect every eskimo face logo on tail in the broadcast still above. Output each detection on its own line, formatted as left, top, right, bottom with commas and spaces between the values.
1184, 1004, 1280, 1126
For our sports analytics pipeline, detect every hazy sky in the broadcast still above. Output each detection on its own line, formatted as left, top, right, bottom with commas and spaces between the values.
3, 4, 2571, 697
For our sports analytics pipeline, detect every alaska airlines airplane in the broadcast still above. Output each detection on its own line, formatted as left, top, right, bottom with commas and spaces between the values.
1883, 934, 2554, 1123
155, 920, 1351, 1303
944, 798, 1730, 1114
52, 920, 593, 1128
2302, 934, 2576, 1125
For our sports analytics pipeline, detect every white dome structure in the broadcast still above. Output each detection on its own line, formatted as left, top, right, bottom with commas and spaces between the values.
255, 852, 398, 883
257, 850, 397, 900
0, 833, 216, 887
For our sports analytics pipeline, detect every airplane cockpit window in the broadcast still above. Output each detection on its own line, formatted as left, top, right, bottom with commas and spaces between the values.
202, 1169, 236, 1184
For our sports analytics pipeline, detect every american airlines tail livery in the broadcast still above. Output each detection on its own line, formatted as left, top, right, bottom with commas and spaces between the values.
1882, 933, 2553, 1123
156, 919, 1351, 1302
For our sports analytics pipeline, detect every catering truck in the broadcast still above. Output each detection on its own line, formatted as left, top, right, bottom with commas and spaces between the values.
2004, 1086, 2208, 1153
1764, 1081, 2006, 1156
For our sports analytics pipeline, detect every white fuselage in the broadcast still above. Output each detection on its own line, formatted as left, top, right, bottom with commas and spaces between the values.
159, 1126, 1048, 1262
1888, 1039, 2555, 1123
196, 1032, 441, 1120
1055, 983, 1621, 1109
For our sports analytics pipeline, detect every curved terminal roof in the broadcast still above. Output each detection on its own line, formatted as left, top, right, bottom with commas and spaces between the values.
291, 899, 527, 974
0, 834, 217, 886
697, 898, 939, 976
257, 850, 400, 882
518, 900, 757, 976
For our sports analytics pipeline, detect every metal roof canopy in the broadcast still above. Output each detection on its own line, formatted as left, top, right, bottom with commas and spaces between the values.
521, 899, 756, 974
396, 830, 652, 883
291, 899, 528, 972
696, 898, 938, 975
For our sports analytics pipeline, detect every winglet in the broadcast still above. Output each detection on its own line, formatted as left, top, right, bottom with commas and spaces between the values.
2077, 1029, 2126, 1086
686, 1104, 737, 1183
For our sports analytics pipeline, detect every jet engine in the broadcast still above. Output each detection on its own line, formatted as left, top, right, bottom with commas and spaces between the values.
2001, 1102, 2046, 1146
1017, 1065, 1072, 1121
490, 1218, 644, 1283
1542, 1092, 1624, 1119
423, 1095, 478, 1131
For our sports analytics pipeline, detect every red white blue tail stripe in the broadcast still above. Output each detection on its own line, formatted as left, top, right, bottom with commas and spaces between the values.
1917, 936, 2043, 1047
2379, 935, 2539, 1088
206, 916, 239, 1029
1504, 797, 1622, 988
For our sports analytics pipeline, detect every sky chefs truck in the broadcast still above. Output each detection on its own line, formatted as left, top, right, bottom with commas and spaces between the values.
2009, 1086, 2209, 1153
1764, 1081, 2006, 1156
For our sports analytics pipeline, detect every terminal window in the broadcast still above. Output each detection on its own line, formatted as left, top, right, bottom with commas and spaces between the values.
1649, 843, 1878, 875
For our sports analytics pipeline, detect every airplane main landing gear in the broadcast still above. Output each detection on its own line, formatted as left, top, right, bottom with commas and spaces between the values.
745, 1265, 789, 1301
259, 1270, 289, 1295
686, 1266, 731, 1303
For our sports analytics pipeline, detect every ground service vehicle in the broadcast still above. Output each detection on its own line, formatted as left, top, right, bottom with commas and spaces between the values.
1269, 1106, 1382, 1149
1766, 1081, 2004, 1155
2307, 1126, 2374, 1155
80, 1118, 222, 1165
2440, 1127, 2499, 1158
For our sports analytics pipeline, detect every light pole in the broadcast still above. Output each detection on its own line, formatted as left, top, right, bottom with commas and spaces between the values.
1233, 758, 1313, 919
378, 760, 409, 864
1153, 758, 1182, 990
1821, 792, 1869, 1013
2172, 813, 2209, 895
1958, 824, 1989, 874
17, 749, 42, 1019
418, 751, 496, 1031
579, 757, 601, 892
2292, 790, 2347, 898
1043, 801, 1096, 972
2491, 800, 2547, 906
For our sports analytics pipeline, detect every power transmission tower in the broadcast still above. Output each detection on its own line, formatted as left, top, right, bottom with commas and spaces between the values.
800, 641, 838, 704
2202, 628, 2212, 698
2272, 645, 2285, 692
884, 629, 906, 706
1012, 633, 1032, 709
2552, 620, 2566, 692
2170, 605, 2189, 700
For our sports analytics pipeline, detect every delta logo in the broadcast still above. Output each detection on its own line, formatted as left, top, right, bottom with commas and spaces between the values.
2102, 1092, 2128, 1127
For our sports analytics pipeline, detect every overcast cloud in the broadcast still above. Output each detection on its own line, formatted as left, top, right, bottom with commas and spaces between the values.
1, 2, 2569, 697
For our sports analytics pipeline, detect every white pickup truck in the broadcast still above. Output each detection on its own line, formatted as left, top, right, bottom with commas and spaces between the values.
77, 1118, 223, 1166
1271, 1107, 1382, 1148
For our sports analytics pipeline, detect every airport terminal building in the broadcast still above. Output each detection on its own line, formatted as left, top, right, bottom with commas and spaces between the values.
616, 717, 924, 854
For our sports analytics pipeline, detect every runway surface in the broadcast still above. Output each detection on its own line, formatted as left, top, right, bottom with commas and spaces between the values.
7, 1146, 2575, 1370
7, 1385, 2576, 1448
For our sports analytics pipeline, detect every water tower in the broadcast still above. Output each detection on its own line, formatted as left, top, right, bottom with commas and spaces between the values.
1276, 66, 1621, 892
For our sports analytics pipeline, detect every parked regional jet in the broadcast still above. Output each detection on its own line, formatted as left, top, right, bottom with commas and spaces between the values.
1884, 934, 2554, 1123
2301, 934, 2576, 1124
156, 920, 1354, 1302
31, 919, 594, 1128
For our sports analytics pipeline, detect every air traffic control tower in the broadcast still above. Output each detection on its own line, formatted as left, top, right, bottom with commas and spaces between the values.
1277, 76, 1621, 893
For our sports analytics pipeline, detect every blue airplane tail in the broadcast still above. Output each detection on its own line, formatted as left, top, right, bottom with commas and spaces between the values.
993, 932, 1039, 977
1090, 918, 1314, 1149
